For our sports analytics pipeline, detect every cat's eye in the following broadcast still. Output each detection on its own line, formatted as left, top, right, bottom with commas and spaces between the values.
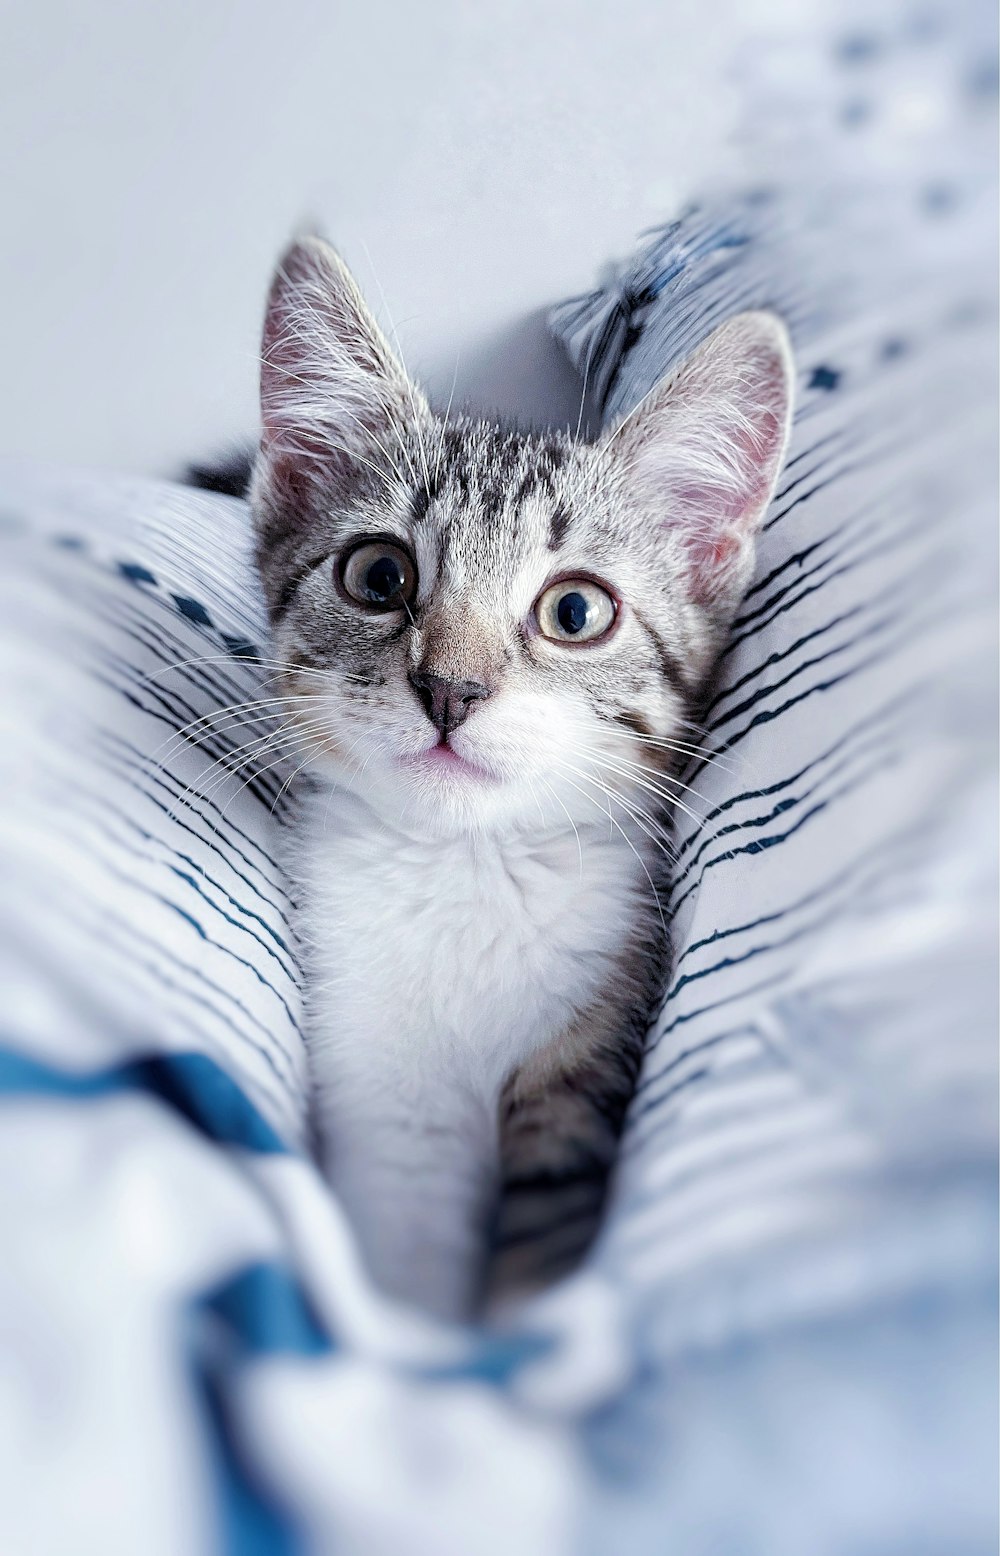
340, 539, 417, 611
534, 578, 617, 644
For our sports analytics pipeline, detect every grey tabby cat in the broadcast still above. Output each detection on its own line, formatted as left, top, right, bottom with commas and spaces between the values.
249, 237, 793, 1321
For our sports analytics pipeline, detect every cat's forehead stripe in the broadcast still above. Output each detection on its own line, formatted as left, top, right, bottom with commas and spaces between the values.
411, 486, 433, 524
547, 503, 572, 551
630, 608, 696, 703
434, 419, 572, 516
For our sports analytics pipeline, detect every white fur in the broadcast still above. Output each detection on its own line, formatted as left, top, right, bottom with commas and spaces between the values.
292, 782, 649, 1320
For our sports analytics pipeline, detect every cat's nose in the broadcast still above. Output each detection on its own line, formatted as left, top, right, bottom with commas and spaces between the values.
408, 670, 493, 738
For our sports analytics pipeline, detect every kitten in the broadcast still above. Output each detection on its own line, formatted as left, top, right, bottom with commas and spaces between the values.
249, 237, 793, 1321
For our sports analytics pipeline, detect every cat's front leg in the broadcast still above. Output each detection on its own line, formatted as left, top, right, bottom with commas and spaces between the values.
488, 973, 655, 1306
313, 1052, 499, 1323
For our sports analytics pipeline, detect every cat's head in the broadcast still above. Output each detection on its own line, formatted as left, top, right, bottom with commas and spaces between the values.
250, 237, 793, 837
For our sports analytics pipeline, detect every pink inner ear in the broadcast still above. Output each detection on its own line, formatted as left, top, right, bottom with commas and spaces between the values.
677, 398, 784, 513
685, 526, 743, 573
725, 402, 785, 522
257, 238, 425, 509
671, 509, 748, 607
643, 341, 791, 603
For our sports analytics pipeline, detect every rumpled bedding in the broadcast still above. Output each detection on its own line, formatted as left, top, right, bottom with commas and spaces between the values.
0, 2, 995, 1552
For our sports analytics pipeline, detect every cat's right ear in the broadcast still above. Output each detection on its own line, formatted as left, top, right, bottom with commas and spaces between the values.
258, 236, 428, 505
600, 312, 794, 628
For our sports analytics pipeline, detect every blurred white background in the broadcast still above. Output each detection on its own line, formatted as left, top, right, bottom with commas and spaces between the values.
1, 0, 811, 474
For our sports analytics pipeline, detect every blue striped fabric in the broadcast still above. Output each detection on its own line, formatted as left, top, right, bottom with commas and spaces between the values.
0, 3, 995, 1552
0, 474, 309, 1147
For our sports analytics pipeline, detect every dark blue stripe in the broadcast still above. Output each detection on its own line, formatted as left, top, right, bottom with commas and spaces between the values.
195, 1259, 556, 1386
116, 519, 263, 630
25, 878, 299, 1096
644, 972, 787, 1055
93, 668, 282, 811
86, 572, 253, 707
118, 560, 156, 585
759, 444, 890, 536
669, 727, 897, 897
198, 1264, 333, 1357
711, 635, 920, 760
731, 504, 894, 634
148, 527, 264, 635
101, 730, 287, 882
668, 752, 899, 924
34, 809, 303, 1051
744, 521, 843, 599
671, 825, 919, 975
772, 424, 852, 497
666, 873, 916, 1005
0, 1046, 288, 1153
724, 517, 925, 659
169, 861, 298, 986
631, 1026, 759, 1107
708, 604, 908, 733
95, 664, 289, 811
102, 662, 293, 815
705, 568, 926, 716
65, 777, 298, 980
183, 1253, 554, 1552
173, 594, 214, 627
97, 619, 249, 732
425, 1330, 555, 1385
193, 1369, 299, 1556
671, 692, 911, 864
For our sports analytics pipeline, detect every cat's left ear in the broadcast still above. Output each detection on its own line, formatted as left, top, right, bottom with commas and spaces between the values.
257, 235, 430, 506
602, 312, 794, 620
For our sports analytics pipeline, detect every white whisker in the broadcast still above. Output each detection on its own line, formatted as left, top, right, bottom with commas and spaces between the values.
360, 240, 432, 497
537, 775, 584, 879
576, 746, 704, 829
149, 695, 330, 764
553, 763, 669, 932
434, 353, 459, 488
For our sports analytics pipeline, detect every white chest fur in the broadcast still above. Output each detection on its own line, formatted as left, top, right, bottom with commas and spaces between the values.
292, 783, 644, 1099
287, 781, 647, 1317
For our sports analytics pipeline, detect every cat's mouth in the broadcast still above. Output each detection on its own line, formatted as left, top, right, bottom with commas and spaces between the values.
401, 740, 499, 783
